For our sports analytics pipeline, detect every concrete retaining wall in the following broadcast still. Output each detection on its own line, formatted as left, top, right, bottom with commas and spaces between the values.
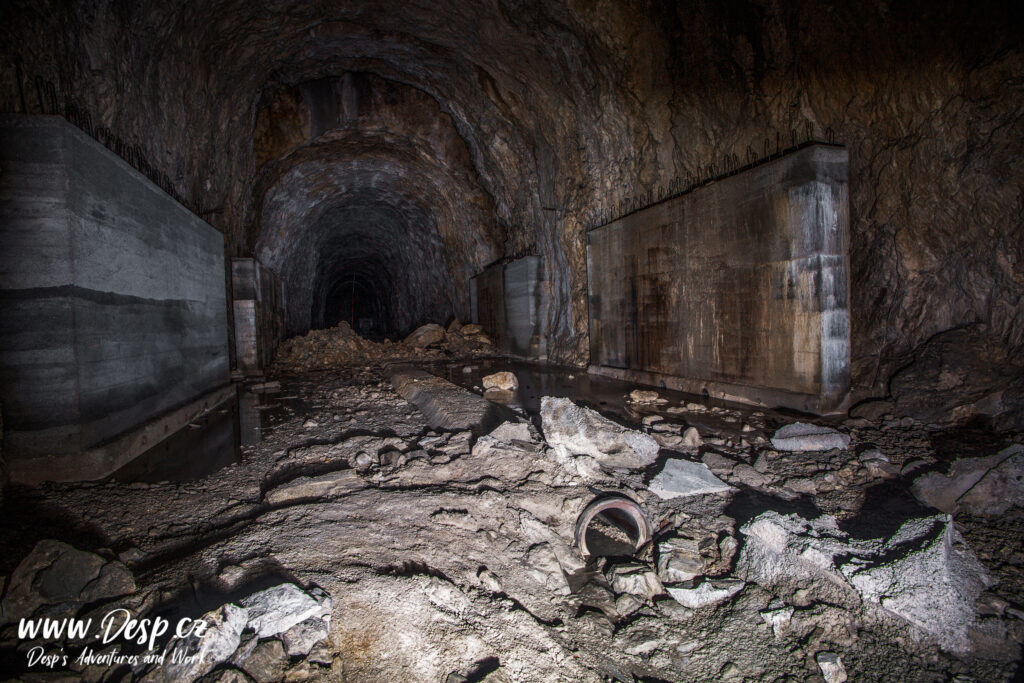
587, 144, 850, 412
0, 115, 230, 480
232, 258, 284, 377
471, 256, 545, 358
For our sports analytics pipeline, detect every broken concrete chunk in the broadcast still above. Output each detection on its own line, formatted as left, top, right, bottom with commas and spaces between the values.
666, 579, 744, 609
816, 652, 848, 683
649, 458, 733, 499
482, 371, 518, 391
540, 396, 659, 469
239, 583, 332, 639
912, 444, 1024, 515
607, 563, 665, 599
770, 422, 850, 452
487, 420, 536, 445
840, 516, 994, 655
656, 539, 704, 584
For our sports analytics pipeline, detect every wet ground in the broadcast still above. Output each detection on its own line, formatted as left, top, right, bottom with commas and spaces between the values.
1, 359, 1022, 681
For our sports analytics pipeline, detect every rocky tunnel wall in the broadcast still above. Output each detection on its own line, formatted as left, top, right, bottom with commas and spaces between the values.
2, 0, 1021, 422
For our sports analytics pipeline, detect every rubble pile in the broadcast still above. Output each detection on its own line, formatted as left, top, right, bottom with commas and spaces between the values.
272, 320, 495, 372
2, 374, 1022, 681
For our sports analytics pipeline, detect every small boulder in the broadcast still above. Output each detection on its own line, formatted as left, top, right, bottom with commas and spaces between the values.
770, 422, 850, 452
1, 540, 135, 623
628, 390, 665, 404
239, 583, 332, 639
482, 371, 518, 391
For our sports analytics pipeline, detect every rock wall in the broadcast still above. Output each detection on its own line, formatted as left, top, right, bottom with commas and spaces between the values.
2, 0, 1021, 418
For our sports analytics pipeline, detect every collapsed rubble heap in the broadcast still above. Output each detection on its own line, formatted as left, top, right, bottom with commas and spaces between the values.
2, 374, 1022, 681
272, 320, 494, 372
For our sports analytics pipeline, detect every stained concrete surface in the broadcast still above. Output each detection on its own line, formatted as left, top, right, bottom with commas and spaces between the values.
587, 145, 849, 413
0, 116, 229, 478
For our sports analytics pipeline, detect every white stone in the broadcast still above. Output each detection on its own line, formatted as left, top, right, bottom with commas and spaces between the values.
816, 652, 847, 683
649, 459, 733, 499
739, 510, 995, 655
666, 579, 744, 609
239, 583, 332, 639
760, 605, 794, 636
540, 396, 659, 470
770, 422, 850, 452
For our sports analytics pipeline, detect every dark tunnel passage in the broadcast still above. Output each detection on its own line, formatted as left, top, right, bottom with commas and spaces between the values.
248, 74, 503, 339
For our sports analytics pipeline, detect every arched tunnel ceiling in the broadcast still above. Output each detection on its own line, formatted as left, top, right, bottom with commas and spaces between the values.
3, 0, 1022, 387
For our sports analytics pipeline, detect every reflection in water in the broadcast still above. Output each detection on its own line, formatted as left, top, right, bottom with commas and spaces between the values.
424, 358, 761, 435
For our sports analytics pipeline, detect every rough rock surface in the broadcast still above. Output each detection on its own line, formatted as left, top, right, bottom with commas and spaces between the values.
912, 445, 1024, 516
739, 511, 999, 655
0, 368, 1020, 681
0, 539, 135, 623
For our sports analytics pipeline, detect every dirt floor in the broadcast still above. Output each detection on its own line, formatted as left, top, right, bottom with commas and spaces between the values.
1, 359, 1022, 682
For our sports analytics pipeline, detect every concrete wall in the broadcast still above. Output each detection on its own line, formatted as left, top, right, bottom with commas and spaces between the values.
471, 256, 545, 358
0, 115, 229, 478
587, 145, 850, 412
232, 258, 284, 376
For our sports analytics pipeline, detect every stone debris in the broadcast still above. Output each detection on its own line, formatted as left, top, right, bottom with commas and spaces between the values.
911, 444, 1024, 515
739, 510, 1000, 655
656, 538, 704, 583
770, 422, 851, 452
815, 651, 848, 683
143, 583, 331, 682
540, 396, 659, 471
6, 369, 1021, 682
760, 602, 794, 636
143, 603, 249, 683
665, 578, 745, 609
239, 583, 332, 639
649, 458, 733, 499
273, 319, 495, 372
482, 371, 518, 391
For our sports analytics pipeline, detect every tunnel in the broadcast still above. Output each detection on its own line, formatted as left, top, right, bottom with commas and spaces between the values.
1, 1, 1024, 681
